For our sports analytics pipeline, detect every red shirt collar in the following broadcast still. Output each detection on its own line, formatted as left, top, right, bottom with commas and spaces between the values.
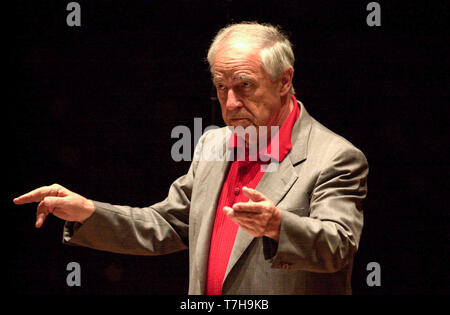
228, 94, 300, 163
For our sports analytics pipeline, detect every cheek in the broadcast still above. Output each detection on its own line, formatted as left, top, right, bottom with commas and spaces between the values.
254, 105, 273, 124
218, 100, 230, 122
251, 88, 281, 122
244, 99, 272, 123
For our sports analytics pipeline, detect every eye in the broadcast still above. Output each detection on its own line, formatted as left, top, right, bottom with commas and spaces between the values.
217, 84, 226, 91
241, 81, 255, 90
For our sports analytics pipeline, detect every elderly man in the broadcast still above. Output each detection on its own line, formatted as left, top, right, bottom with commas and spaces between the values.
14, 22, 368, 294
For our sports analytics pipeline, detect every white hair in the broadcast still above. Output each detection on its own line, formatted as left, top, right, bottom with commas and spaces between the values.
207, 22, 295, 94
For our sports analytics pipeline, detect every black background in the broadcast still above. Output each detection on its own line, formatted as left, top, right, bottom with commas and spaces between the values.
7, 0, 449, 296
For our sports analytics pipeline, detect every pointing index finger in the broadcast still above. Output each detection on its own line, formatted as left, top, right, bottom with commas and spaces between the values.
13, 186, 59, 205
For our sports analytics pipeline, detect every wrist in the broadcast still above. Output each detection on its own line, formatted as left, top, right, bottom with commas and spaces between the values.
79, 199, 95, 224
264, 207, 281, 242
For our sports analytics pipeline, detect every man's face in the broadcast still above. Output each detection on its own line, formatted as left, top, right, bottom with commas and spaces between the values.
213, 42, 284, 130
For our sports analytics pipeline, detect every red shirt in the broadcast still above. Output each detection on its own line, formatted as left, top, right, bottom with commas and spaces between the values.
205, 95, 300, 295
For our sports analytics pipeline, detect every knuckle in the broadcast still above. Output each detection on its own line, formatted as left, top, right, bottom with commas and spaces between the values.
51, 183, 62, 191
49, 184, 63, 196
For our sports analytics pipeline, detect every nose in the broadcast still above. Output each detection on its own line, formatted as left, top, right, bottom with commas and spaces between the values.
225, 89, 242, 110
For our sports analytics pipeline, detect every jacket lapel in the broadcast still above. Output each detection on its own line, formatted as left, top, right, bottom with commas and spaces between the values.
192, 130, 231, 294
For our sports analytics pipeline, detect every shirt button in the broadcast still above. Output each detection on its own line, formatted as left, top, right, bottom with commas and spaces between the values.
281, 263, 291, 269
234, 187, 240, 195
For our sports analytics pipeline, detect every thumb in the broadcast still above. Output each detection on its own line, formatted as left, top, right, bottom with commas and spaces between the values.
241, 186, 266, 202
223, 206, 234, 216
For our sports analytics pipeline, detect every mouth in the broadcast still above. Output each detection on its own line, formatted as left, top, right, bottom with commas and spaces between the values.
229, 118, 252, 127
230, 118, 250, 122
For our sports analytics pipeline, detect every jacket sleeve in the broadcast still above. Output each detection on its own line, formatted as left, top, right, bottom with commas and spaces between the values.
62, 135, 206, 256
264, 145, 369, 273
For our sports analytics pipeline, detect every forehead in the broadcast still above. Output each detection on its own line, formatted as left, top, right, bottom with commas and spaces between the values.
213, 42, 265, 79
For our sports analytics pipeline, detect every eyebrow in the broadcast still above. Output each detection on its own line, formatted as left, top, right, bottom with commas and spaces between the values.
233, 74, 253, 81
212, 76, 223, 84
213, 74, 254, 84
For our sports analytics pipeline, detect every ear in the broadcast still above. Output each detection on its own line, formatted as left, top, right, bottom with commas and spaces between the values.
278, 67, 294, 96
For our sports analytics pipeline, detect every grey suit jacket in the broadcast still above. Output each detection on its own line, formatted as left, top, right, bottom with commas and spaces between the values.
63, 101, 368, 294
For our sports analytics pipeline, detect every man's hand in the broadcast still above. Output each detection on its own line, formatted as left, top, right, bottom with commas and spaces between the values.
13, 183, 95, 228
224, 186, 281, 242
